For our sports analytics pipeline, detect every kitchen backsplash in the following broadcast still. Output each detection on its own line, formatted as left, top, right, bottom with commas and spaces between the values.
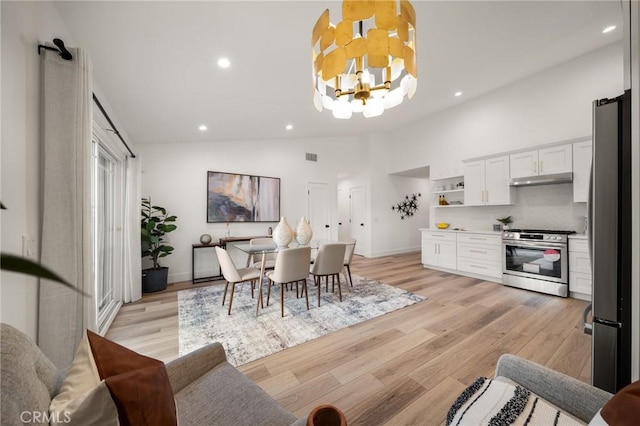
434, 183, 587, 233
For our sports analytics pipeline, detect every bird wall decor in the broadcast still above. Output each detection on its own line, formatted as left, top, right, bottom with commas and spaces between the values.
391, 193, 421, 220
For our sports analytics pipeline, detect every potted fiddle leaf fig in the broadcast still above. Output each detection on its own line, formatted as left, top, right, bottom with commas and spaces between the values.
141, 197, 177, 293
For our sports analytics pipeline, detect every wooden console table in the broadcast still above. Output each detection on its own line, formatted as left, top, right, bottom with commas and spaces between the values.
192, 236, 271, 284
219, 235, 270, 248
191, 243, 222, 284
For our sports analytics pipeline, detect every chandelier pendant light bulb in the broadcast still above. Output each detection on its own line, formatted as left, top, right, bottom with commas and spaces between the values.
311, 0, 417, 119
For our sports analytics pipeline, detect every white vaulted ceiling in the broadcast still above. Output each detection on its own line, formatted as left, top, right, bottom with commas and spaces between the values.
53, 1, 623, 145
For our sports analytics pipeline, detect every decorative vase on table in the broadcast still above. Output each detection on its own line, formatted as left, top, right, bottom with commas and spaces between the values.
272, 217, 293, 248
296, 216, 313, 245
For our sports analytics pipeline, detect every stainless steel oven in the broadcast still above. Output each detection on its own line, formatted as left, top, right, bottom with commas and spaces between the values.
502, 229, 574, 297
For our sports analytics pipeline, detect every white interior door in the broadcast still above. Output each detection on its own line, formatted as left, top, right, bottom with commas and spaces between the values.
349, 186, 367, 256
307, 182, 331, 241
337, 188, 350, 241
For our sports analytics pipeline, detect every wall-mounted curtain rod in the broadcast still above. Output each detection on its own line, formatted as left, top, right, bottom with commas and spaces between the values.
38, 38, 137, 159
37, 38, 73, 60
92, 94, 136, 158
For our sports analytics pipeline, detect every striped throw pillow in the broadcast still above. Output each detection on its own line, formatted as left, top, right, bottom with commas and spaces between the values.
447, 377, 585, 426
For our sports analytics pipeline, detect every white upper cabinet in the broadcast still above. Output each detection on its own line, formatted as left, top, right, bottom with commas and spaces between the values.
538, 144, 573, 175
573, 140, 593, 203
484, 155, 513, 205
510, 144, 573, 178
510, 150, 539, 178
463, 160, 485, 206
464, 155, 514, 206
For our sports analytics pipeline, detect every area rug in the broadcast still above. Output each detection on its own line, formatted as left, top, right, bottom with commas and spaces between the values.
178, 275, 426, 366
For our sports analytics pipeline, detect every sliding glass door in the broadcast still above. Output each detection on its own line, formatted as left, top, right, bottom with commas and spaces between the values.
92, 127, 125, 333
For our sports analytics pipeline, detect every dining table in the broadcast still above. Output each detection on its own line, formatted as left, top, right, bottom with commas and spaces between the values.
233, 240, 355, 315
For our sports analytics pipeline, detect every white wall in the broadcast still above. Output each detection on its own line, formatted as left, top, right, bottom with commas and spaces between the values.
0, 1, 79, 340
387, 43, 623, 175
137, 136, 362, 283
366, 134, 429, 256
0, 1, 133, 340
337, 134, 429, 258
382, 42, 623, 233
625, 0, 640, 382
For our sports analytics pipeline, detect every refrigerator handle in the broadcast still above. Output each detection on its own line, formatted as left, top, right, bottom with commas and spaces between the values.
583, 303, 593, 335
586, 145, 593, 262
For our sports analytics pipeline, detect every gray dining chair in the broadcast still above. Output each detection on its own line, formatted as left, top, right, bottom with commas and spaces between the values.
266, 246, 312, 317
310, 243, 347, 307
215, 246, 262, 315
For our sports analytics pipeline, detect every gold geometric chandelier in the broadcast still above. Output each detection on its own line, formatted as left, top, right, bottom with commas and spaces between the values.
312, 0, 417, 119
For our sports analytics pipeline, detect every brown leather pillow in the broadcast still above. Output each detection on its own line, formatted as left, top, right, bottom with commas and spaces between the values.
601, 380, 640, 426
87, 330, 177, 426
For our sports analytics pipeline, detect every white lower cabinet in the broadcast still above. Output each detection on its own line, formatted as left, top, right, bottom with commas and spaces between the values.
421, 230, 501, 282
569, 237, 591, 300
421, 231, 457, 269
456, 233, 502, 279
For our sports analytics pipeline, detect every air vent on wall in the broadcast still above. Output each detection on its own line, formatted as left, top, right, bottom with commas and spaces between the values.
306, 152, 318, 162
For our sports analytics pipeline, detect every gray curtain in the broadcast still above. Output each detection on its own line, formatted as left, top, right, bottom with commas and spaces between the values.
38, 47, 95, 368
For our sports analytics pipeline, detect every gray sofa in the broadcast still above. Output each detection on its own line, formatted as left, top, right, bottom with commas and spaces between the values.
494, 354, 613, 423
0, 323, 307, 426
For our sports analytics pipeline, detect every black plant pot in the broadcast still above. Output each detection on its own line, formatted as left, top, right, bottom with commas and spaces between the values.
142, 267, 169, 293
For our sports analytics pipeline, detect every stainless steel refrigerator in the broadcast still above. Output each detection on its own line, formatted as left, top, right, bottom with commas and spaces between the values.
588, 89, 632, 393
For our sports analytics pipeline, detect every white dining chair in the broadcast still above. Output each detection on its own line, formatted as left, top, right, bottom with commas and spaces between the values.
341, 238, 357, 287
310, 243, 347, 307
215, 246, 261, 315
266, 246, 312, 317
247, 237, 277, 269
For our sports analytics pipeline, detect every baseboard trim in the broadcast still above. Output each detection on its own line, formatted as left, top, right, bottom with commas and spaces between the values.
422, 264, 502, 284
169, 271, 193, 284
369, 246, 421, 258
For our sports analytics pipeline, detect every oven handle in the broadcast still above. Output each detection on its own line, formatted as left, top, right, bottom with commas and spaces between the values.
502, 240, 566, 249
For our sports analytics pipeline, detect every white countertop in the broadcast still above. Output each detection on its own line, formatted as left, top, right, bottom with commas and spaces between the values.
568, 234, 588, 239
419, 228, 502, 236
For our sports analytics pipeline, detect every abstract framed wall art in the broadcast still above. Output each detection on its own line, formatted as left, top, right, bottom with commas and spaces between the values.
207, 171, 280, 222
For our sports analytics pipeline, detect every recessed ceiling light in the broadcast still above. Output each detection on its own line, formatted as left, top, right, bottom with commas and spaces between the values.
602, 25, 616, 34
285, 124, 293, 130
217, 58, 231, 68
454, 91, 463, 97
198, 125, 207, 131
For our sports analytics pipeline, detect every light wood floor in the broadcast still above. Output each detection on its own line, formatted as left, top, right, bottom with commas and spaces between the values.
106, 252, 591, 425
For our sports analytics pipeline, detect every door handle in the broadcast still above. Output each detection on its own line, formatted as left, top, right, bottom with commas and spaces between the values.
533, 161, 537, 174
338, 222, 342, 225
486, 190, 489, 203
360, 223, 364, 226
325, 225, 330, 228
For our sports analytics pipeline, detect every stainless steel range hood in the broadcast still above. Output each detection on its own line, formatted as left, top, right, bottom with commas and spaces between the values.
509, 172, 573, 187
